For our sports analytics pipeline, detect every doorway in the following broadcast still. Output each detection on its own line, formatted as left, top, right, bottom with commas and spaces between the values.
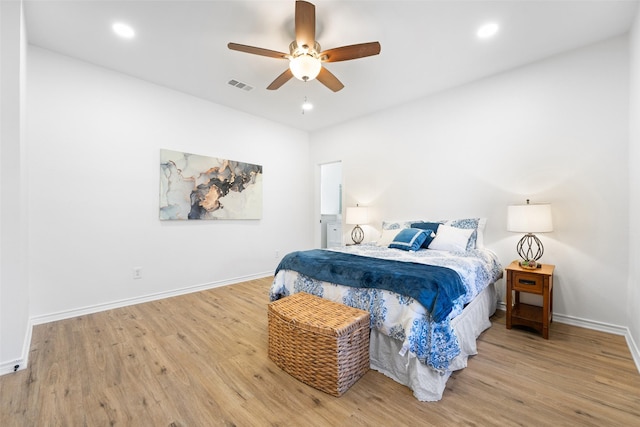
320, 161, 342, 248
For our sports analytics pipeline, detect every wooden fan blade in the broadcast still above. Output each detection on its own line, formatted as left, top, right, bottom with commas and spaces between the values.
295, 0, 315, 47
320, 42, 381, 62
316, 67, 344, 92
267, 68, 294, 90
228, 42, 288, 59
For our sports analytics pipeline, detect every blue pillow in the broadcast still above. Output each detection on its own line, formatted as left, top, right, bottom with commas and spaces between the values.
411, 222, 441, 248
389, 228, 427, 251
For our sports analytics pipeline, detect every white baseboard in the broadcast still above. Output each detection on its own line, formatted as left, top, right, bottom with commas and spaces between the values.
0, 362, 22, 376
0, 272, 273, 377
0, 319, 32, 376
29, 271, 273, 326
625, 331, 640, 373
496, 303, 640, 374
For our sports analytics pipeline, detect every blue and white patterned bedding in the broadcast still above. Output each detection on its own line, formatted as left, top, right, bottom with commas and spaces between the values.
269, 244, 503, 372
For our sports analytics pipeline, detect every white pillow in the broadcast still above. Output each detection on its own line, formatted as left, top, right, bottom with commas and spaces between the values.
442, 217, 487, 249
382, 220, 421, 230
428, 224, 474, 252
475, 218, 487, 248
377, 228, 401, 246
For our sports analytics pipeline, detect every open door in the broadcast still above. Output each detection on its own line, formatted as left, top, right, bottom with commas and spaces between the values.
320, 161, 342, 248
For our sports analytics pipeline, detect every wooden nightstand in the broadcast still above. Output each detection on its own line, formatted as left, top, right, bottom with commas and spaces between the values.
505, 261, 555, 339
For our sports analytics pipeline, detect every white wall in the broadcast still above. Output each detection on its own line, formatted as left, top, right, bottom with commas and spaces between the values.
310, 36, 630, 329
25, 47, 314, 322
628, 7, 640, 366
0, 0, 29, 374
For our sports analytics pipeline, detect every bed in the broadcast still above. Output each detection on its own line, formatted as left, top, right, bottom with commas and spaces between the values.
269, 218, 503, 401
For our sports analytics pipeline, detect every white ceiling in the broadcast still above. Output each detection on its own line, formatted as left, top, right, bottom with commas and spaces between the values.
24, 0, 638, 132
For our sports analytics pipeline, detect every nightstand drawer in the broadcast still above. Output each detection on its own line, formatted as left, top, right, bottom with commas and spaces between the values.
512, 272, 543, 293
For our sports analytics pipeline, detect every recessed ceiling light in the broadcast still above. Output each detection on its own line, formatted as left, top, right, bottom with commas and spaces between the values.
112, 22, 135, 39
477, 22, 499, 39
301, 97, 313, 114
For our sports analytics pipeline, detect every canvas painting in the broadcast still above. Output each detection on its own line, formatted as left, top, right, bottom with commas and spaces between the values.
160, 149, 263, 220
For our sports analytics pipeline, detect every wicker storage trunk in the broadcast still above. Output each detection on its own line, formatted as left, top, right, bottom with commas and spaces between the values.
268, 292, 371, 396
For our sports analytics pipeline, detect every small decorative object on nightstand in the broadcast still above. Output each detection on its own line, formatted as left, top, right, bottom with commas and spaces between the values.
505, 260, 555, 339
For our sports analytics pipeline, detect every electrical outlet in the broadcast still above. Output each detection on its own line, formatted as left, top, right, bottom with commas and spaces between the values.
275, 250, 279, 259
133, 267, 142, 279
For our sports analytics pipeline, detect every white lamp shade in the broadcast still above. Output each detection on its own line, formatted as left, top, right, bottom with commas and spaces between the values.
346, 206, 369, 225
507, 203, 553, 233
289, 55, 321, 81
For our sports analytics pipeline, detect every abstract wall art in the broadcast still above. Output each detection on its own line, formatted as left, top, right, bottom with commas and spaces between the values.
160, 149, 263, 220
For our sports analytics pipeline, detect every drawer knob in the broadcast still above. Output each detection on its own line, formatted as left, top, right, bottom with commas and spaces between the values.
518, 279, 537, 286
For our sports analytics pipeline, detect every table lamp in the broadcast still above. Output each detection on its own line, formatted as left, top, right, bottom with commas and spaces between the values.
345, 205, 369, 245
507, 199, 553, 269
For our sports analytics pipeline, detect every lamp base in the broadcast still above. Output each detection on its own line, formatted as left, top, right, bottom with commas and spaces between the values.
516, 233, 544, 264
351, 225, 364, 245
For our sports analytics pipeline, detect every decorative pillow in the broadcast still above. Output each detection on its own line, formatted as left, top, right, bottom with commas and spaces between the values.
389, 228, 427, 252
428, 224, 474, 252
442, 218, 486, 250
382, 220, 423, 231
377, 228, 402, 247
410, 222, 440, 248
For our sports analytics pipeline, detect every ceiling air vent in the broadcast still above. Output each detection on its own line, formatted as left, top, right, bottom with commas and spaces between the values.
228, 79, 253, 91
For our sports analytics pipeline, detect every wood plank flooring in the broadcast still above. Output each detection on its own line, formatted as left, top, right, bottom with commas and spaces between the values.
1, 277, 639, 426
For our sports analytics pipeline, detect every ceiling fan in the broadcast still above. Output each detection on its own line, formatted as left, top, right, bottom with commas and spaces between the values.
227, 0, 381, 92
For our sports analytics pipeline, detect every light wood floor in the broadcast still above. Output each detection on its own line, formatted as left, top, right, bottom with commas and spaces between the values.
1, 277, 639, 426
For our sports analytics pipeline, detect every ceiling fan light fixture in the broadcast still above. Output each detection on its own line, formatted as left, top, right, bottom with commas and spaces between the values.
227, 1, 380, 92
289, 54, 322, 81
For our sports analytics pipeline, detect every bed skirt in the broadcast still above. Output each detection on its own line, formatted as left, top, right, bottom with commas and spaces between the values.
369, 282, 497, 401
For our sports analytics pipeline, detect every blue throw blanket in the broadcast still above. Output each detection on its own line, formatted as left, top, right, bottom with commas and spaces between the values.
275, 249, 466, 322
